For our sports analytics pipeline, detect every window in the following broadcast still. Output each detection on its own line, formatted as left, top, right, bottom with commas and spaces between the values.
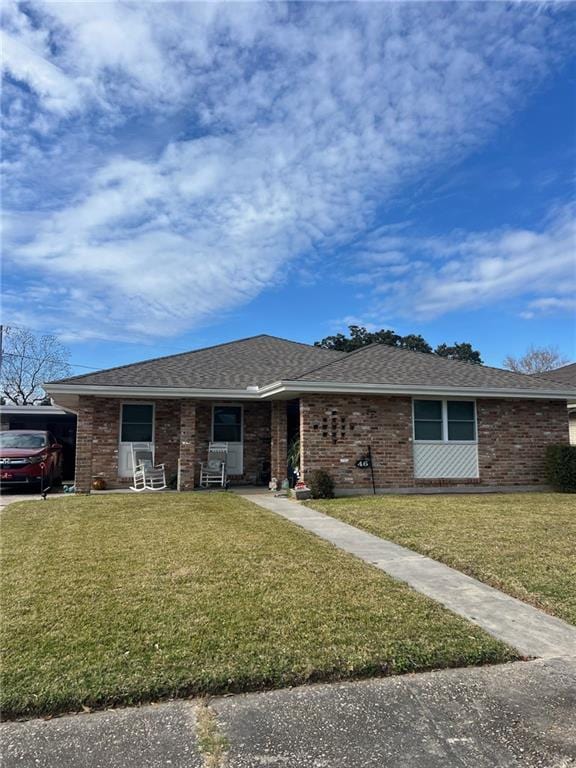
413, 400, 476, 442
447, 401, 476, 441
213, 406, 242, 443
413, 400, 443, 441
121, 404, 154, 442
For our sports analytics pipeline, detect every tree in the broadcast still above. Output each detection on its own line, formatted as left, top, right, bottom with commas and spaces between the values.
435, 342, 483, 365
0, 327, 72, 405
503, 345, 569, 375
315, 325, 482, 363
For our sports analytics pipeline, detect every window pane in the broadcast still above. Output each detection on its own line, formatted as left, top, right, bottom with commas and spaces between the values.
122, 404, 153, 424
447, 401, 475, 421
121, 422, 153, 442
414, 421, 443, 440
214, 407, 242, 443
448, 421, 475, 441
414, 400, 442, 420
213, 424, 242, 442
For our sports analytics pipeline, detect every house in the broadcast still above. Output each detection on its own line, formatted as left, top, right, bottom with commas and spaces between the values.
533, 363, 576, 445
43, 335, 575, 494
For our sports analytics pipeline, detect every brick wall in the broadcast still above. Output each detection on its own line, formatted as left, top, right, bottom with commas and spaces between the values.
477, 398, 569, 485
300, 394, 414, 489
75, 396, 272, 491
74, 393, 569, 493
270, 401, 288, 483
299, 394, 569, 491
193, 402, 271, 484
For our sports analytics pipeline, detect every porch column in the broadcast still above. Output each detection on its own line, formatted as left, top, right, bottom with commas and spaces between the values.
270, 401, 288, 485
75, 395, 94, 494
179, 400, 197, 490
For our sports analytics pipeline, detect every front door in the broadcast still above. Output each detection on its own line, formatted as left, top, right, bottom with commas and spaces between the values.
118, 403, 155, 477
213, 405, 243, 476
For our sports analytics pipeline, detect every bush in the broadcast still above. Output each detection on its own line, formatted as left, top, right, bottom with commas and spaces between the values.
544, 445, 576, 493
308, 469, 335, 499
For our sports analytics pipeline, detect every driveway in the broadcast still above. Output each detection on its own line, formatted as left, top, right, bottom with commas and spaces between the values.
2, 656, 575, 768
0, 489, 43, 510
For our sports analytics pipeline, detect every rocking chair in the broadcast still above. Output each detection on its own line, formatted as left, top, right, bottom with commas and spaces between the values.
199, 442, 229, 488
130, 443, 167, 492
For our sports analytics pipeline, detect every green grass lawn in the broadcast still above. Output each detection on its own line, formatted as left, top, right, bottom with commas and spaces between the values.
1, 493, 514, 718
309, 493, 576, 625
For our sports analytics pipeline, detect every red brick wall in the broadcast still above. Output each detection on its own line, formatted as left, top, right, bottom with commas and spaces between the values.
271, 401, 288, 483
192, 402, 271, 484
300, 395, 414, 489
477, 398, 569, 485
74, 394, 569, 493
75, 396, 272, 491
178, 400, 196, 490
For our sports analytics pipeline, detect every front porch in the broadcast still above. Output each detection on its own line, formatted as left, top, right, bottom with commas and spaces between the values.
74, 396, 292, 493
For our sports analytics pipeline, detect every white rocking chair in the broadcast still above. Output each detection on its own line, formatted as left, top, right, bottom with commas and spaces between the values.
130, 443, 167, 492
199, 442, 229, 488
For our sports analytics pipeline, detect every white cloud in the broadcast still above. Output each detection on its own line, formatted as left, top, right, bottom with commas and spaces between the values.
2, 2, 574, 339
347, 202, 576, 320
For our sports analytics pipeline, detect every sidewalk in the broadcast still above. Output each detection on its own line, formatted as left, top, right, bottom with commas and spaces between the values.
2, 656, 575, 768
238, 492, 576, 659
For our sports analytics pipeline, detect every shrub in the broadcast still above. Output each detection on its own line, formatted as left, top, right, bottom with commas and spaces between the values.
308, 469, 335, 499
544, 445, 576, 493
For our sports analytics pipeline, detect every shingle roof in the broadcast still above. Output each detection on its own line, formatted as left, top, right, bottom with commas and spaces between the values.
532, 362, 576, 387
293, 343, 574, 393
51, 335, 345, 389
48, 334, 574, 396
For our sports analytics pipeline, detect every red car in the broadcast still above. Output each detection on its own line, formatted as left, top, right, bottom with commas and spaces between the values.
0, 430, 63, 488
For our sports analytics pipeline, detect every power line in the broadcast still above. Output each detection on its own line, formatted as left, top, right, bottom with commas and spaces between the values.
1, 352, 102, 371
1, 323, 195, 358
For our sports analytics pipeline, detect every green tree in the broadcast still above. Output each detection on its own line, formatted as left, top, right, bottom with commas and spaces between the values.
435, 342, 483, 364
315, 326, 482, 363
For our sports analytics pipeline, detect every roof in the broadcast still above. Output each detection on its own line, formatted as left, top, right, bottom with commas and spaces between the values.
532, 362, 576, 387
292, 343, 574, 393
45, 334, 575, 401
0, 405, 74, 416
49, 335, 344, 389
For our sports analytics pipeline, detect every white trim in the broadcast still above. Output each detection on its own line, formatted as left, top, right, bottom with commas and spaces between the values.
259, 380, 575, 400
44, 380, 576, 402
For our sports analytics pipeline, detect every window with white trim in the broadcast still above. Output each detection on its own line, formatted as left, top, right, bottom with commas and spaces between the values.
413, 400, 476, 442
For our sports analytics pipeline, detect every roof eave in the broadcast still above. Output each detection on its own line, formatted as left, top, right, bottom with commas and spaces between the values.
260, 380, 576, 400
44, 380, 575, 402
43, 383, 262, 401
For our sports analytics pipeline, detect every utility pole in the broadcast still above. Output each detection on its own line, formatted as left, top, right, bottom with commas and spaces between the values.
0, 324, 3, 371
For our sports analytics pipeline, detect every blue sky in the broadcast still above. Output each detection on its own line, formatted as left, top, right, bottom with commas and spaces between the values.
2, 1, 575, 373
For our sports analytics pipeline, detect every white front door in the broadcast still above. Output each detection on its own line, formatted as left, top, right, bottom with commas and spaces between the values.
118, 403, 155, 477
213, 405, 243, 476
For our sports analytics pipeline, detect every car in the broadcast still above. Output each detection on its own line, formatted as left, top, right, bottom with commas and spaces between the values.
0, 430, 63, 489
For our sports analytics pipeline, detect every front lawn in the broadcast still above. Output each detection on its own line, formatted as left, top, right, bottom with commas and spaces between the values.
1, 493, 514, 718
309, 493, 576, 625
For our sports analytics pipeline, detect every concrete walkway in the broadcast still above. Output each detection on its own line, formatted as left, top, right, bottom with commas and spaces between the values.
239, 493, 576, 659
2, 656, 575, 768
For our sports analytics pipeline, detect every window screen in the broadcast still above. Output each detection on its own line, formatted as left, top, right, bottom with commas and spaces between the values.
447, 401, 475, 441
121, 404, 153, 442
213, 406, 242, 443
413, 400, 443, 441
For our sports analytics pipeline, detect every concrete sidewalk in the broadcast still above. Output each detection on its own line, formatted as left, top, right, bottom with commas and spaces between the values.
2, 657, 575, 768
239, 493, 576, 659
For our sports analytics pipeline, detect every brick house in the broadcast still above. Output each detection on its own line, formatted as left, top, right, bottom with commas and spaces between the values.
44, 335, 575, 494
534, 363, 576, 445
